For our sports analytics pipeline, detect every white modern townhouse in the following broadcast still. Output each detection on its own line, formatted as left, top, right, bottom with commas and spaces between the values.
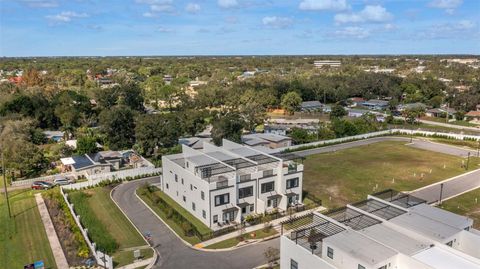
160, 139, 304, 230
281, 190, 480, 269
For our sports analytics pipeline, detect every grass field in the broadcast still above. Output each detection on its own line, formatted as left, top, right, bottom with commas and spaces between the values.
204, 227, 278, 249
69, 187, 151, 267
440, 189, 480, 229
0, 190, 56, 269
303, 141, 480, 209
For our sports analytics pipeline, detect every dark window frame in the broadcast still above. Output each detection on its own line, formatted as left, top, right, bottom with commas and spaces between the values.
261, 181, 275, 193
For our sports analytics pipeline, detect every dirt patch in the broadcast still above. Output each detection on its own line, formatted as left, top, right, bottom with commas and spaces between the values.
44, 196, 90, 266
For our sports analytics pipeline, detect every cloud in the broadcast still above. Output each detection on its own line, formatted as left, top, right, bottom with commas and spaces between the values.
417, 20, 478, 39
299, 0, 349, 11
429, 0, 463, 13
225, 16, 238, 24
334, 26, 370, 39
18, 0, 58, 8
135, 0, 172, 4
186, 3, 201, 14
218, 0, 238, 9
136, 0, 175, 17
157, 26, 173, 32
150, 4, 174, 12
335, 5, 393, 24
45, 11, 88, 23
262, 16, 293, 29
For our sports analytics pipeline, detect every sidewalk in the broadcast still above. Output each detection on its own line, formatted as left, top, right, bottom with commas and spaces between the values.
197, 206, 326, 248
35, 193, 69, 269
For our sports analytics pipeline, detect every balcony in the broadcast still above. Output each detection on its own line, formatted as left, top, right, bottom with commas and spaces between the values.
216, 179, 229, 189
238, 174, 252, 182
262, 169, 274, 178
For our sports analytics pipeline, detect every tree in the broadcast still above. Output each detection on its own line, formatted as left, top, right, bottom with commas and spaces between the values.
330, 104, 347, 119
99, 106, 136, 150
135, 113, 184, 157
281, 91, 302, 115
289, 128, 314, 144
143, 76, 164, 109
76, 135, 99, 155
403, 106, 425, 124
182, 109, 207, 137
211, 112, 245, 146
96, 83, 144, 112
159, 84, 178, 111
330, 118, 359, 137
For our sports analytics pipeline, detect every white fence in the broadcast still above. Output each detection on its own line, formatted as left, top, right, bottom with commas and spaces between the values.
63, 167, 162, 191
274, 128, 480, 153
11, 172, 78, 187
60, 187, 114, 269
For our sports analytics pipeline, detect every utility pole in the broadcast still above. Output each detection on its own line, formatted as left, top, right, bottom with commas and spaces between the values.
466, 152, 471, 171
439, 183, 444, 205
2, 152, 11, 218
477, 140, 479, 158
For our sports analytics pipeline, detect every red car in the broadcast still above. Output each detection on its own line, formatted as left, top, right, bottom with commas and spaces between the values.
31, 181, 53, 190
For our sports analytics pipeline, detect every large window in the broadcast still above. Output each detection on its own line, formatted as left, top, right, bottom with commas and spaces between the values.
327, 247, 334, 259
358, 265, 365, 269
214, 193, 230, 206
239, 186, 253, 198
290, 259, 298, 269
261, 181, 275, 193
286, 178, 299, 189
201, 191, 205, 200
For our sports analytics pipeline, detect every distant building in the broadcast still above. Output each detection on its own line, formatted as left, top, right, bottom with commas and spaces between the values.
43, 131, 65, 142
347, 109, 387, 122
301, 101, 323, 112
242, 133, 292, 149
314, 60, 341, 68
397, 103, 427, 112
163, 75, 173, 85
465, 105, 480, 124
425, 107, 457, 118
362, 99, 389, 110
281, 190, 480, 269
347, 97, 365, 108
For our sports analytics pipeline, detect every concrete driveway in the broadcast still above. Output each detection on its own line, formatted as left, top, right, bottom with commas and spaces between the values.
112, 178, 279, 269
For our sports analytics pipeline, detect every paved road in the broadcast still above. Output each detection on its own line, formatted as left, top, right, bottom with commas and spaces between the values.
411, 169, 480, 204
112, 178, 279, 269
419, 119, 480, 133
293, 136, 478, 158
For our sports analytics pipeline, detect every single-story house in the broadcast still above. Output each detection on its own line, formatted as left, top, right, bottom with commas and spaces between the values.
347, 109, 387, 122
397, 103, 427, 112
425, 107, 456, 118
362, 99, 389, 110
301, 101, 323, 112
242, 133, 292, 149
348, 97, 365, 107
43, 130, 65, 142
65, 139, 103, 150
60, 155, 111, 175
264, 124, 289, 136
465, 110, 480, 124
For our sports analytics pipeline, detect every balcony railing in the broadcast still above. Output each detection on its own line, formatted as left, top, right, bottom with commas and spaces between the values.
216, 180, 229, 189
238, 174, 252, 182
263, 169, 274, 178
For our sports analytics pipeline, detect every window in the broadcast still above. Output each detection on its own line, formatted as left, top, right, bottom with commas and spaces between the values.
250, 205, 254, 212
183, 196, 186, 202
166, 183, 169, 189
186, 162, 189, 168
213, 215, 218, 223
327, 247, 334, 259
358, 265, 365, 269
190, 184, 193, 191
214, 193, 230, 206
267, 199, 272, 207
238, 186, 253, 198
290, 259, 298, 269
286, 178, 299, 189
261, 181, 275, 193
175, 174, 178, 182
446, 241, 453, 247
242, 207, 246, 214
192, 202, 196, 211
201, 191, 205, 200
181, 178, 184, 185
378, 266, 387, 269
202, 210, 206, 219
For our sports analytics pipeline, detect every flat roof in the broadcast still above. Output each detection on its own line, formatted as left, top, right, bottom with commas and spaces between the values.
325, 230, 398, 266
360, 224, 430, 256
413, 246, 480, 269
327, 207, 382, 230
389, 212, 461, 241
410, 203, 473, 230
352, 198, 407, 220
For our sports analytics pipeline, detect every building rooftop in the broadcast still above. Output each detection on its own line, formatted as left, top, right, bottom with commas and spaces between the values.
410, 203, 473, 230
352, 198, 407, 220
413, 246, 480, 269
389, 212, 461, 241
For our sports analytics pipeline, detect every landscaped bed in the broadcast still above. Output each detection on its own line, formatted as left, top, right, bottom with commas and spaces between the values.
137, 185, 212, 245
204, 226, 278, 249
0, 190, 56, 269
440, 188, 480, 229
303, 141, 480, 209
67, 186, 152, 267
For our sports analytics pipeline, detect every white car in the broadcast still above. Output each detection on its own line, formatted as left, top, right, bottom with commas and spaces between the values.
53, 177, 74, 186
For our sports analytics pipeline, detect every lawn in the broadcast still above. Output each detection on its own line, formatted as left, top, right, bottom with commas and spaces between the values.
68, 186, 151, 267
303, 141, 480, 209
0, 190, 56, 269
440, 188, 480, 229
204, 227, 278, 249
137, 185, 212, 245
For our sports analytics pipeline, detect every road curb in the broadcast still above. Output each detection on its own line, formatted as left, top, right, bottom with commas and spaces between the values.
410, 168, 480, 193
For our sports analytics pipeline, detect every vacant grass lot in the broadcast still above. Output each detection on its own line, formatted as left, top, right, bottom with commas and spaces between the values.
69, 187, 151, 267
0, 190, 56, 269
303, 141, 480, 209
440, 189, 480, 229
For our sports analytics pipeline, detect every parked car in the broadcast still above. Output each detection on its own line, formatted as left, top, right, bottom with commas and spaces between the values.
31, 181, 53, 190
53, 177, 74, 186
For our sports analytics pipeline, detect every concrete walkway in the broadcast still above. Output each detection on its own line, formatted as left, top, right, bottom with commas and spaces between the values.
34, 193, 69, 269
197, 206, 325, 248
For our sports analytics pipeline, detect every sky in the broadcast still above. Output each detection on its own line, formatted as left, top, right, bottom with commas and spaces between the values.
1, 0, 479, 56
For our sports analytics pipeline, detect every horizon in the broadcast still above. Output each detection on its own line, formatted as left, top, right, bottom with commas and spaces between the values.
2, 0, 480, 57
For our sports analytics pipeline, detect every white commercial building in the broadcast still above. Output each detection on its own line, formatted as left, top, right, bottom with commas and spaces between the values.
314, 60, 341, 68
161, 139, 304, 230
281, 190, 480, 269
